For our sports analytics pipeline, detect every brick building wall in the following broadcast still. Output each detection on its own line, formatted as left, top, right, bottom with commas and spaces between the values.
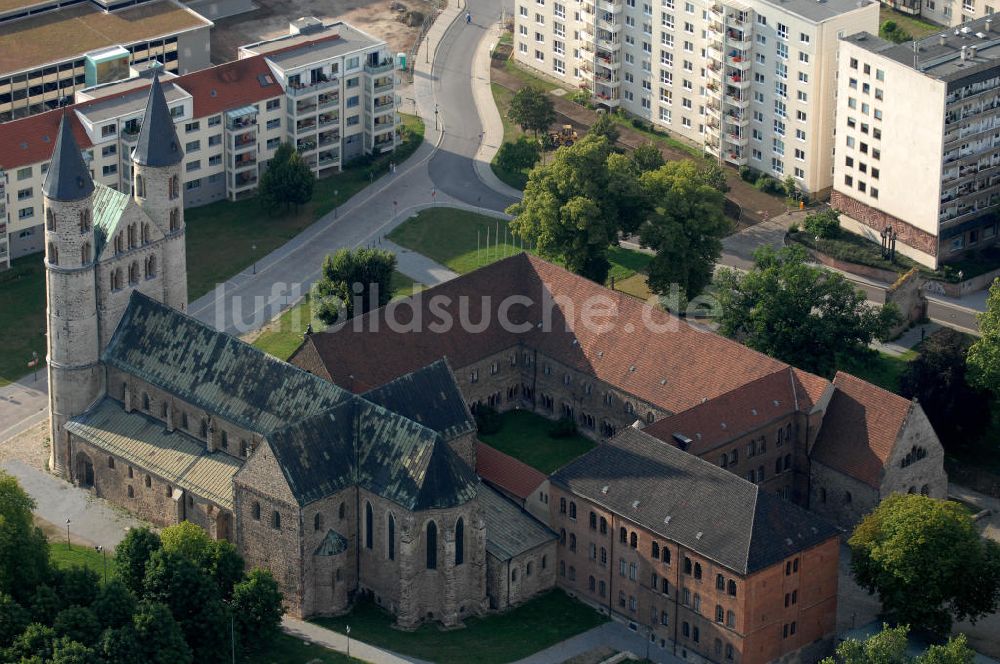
832, 190, 939, 259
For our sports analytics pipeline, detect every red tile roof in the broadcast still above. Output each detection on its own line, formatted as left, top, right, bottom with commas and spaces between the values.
0, 108, 91, 171
791, 367, 832, 413
294, 254, 788, 413
476, 442, 547, 501
172, 56, 279, 118
810, 372, 913, 488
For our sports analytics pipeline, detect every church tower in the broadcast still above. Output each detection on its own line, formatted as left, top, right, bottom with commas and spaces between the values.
131, 73, 187, 311
44, 116, 102, 478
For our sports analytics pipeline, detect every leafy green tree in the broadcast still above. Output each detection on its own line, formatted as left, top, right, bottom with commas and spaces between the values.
283, 152, 316, 209
314, 247, 398, 325
715, 245, 899, 376
849, 494, 1000, 634
210, 541, 245, 601
0, 593, 29, 647
630, 142, 665, 173
638, 160, 730, 302
820, 624, 974, 664
52, 607, 100, 646
880, 20, 913, 44
28, 585, 60, 625
900, 329, 992, 449
0, 473, 50, 603
606, 152, 647, 236
507, 87, 556, 139
55, 567, 100, 608
231, 569, 285, 650
50, 637, 98, 664
97, 625, 143, 664
6, 623, 57, 662
131, 602, 191, 664
802, 208, 841, 239
920, 634, 976, 664
114, 528, 161, 597
496, 137, 541, 173
588, 112, 620, 145
507, 134, 618, 283
699, 160, 730, 193
967, 277, 1000, 397
160, 522, 245, 599
91, 581, 135, 631
258, 142, 316, 212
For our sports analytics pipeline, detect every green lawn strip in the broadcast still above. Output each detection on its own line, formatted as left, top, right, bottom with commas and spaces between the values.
250, 271, 423, 361
0, 256, 47, 387
838, 350, 917, 394
387, 208, 651, 283
312, 590, 607, 664
502, 59, 560, 92
610, 116, 704, 159
490, 82, 532, 190
50, 542, 114, 579
246, 633, 360, 664
479, 410, 596, 474
879, 6, 941, 39
186, 114, 425, 300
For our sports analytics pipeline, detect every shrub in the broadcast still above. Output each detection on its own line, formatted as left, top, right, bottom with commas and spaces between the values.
788, 222, 800, 233
630, 117, 648, 131
475, 406, 503, 435
738, 165, 754, 182
495, 137, 541, 173
803, 209, 841, 239
754, 175, 782, 194
549, 417, 578, 439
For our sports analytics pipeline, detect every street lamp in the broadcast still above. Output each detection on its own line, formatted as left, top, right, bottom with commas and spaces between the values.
94, 545, 107, 584
425, 36, 429, 63
65, 518, 71, 550
251, 244, 257, 275
346, 625, 351, 658
434, 104, 439, 131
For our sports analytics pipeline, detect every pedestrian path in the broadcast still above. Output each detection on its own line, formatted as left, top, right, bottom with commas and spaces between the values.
282, 617, 432, 664
0, 371, 48, 443
873, 323, 940, 357
510, 620, 687, 664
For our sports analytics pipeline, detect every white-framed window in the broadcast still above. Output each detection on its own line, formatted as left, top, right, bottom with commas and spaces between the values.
554, 58, 565, 74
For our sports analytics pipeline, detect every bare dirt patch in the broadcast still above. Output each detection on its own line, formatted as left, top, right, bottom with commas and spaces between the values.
209, 0, 439, 62
0, 421, 48, 471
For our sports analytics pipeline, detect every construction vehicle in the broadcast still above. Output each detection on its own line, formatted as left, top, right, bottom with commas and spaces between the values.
547, 124, 579, 148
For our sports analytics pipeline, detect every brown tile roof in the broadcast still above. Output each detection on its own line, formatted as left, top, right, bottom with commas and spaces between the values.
297, 254, 788, 412
172, 56, 279, 118
810, 371, 913, 489
0, 109, 92, 170
476, 442, 547, 501
791, 368, 832, 413
643, 369, 799, 455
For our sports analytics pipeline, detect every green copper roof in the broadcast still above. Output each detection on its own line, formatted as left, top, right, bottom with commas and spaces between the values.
92, 185, 130, 256
314, 530, 349, 556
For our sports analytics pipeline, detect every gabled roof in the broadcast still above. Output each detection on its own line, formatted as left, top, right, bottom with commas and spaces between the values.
92, 185, 131, 256
476, 442, 547, 501
41, 115, 94, 202
791, 368, 832, 413
551, 427, 838, 575
810, 372, 913, 489
296, 253, 787, 413
132, 73, 182, 167
0, 107, 92, 171
314, 529, 349, 556
175, 55, 280, 118
362, 359, 476, 441
481, 485, 557, 561
104, 292, 351, 435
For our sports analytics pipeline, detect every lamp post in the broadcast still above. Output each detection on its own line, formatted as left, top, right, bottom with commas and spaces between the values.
65, 518, 71, 550
425, 36, 429, 63
346, 625, 351, 658
434, 104, 439, 131
251, 244, 257, 275
94, 545, 107, 584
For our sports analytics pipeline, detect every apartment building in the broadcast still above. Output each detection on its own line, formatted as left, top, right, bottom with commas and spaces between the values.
0, 18, 399, 266
832, 17, 1000, 267
0, 0, 212, 122
513, 0, 877, 195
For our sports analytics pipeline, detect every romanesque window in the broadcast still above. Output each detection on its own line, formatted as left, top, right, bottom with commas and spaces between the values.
199, 419, 208, 438
426, 521, 438, 570
599, 580, 606, 597
662, 548, 671, 565
145, 255, 156, 279
46, 209, 56, 231
220, 431, 227, 449
47, 243, 58, 266
569, 533, 576, 552
141, 393, 150, 411
921, 484, 930, 496
661, 578, 669, 594
455, 517, 464, 566
108, 456, 115, 469
729, 450, 739, 465
716, 604, 724, 623
181, 412, 189, 429
589, 511, 597, 530
652, 542, 660, 558
559, 528, 566, 545
387, 513, 395, 561
568, 501, 577, 519
694, 562, 702, 580
314, 513, 323, 532
252, 502, 261, 520
169, 208, 180, 232
141, 223, 149, 245
240, 440, 249, 457
727, 610, 736, 628
599, 517, 607, 534
115, 234, 124, 254
843, 491, 852, 504
365, 502, 373, 550
600, 547, 607, 566
511, 568, 518, 582
169, 175, 180, 200
272, 510, 281, 529
589, 575, 596, 592
726, 643, 734, 660
339, 502, 346, 519
559, 497, 566, 514
127, 486, 134, 498
128, 262, 139, 285
646, 412, 655, 424
541, 555, 547, 569
747, 440, 756, 458
625, 401, 635, 414
775, 457, 783, 475
128, 467, 133, 479
693, 593, 701, 612
716, 574, 725, 590
901, 445, 928, 469
684, 556, 692, 575
166, 486, 172, 498
135, 174, 145, 198
81, 242, 91, 265
144, 475, 151, 488
127, 224, 137, 249
527, 562, 533, 576
720, 454, 728, 468
79, 209, 91, 233
619, 526, 627, 544
630, 532, 638, 549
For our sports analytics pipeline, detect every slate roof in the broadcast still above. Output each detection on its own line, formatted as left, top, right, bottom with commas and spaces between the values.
551, 427, 839, 575
132, 73, 183, 167
66, 398, 242, 509
363, 359, 476, 441
810, 372, 913, 489
476, 442, 547, 501
295, 253, 787, 413
42, 115, 94, 202
314, 529, 349, 556
480, 485, 557, 561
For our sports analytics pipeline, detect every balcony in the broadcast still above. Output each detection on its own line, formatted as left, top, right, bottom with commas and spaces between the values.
297, 138, 317, 154
318, 149, 341, 167
726, 30, 751, 48
232, 132, 256, 151
374, 98, 394, 113
373, 120, 396, 135
318, 93, 340, 109
725, 131, 749, 147
296, 118, 317, 133
318, 113, 339, 128
365, 59, 394, 75
725, 11, 748, 26
727, 52, 750, 69
598, 16, 621, 32
597, 0, 620, 11
295, 100, 318, 115
727, 73, 750, 89
318, 130, 340, 147
725, 150, 747, 166
373, 76, 393, 94
286, 77, 339, 97
233, 171, 258, 189
726, 110, 749, 126
121, 127, 141, 144
373, 136, 396, 153
233, 154, 257, 170
596, 38, 621, 52
710, 2, 723, 17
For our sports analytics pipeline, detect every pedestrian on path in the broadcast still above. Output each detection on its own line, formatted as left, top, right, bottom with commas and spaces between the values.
466, 11, 471, 23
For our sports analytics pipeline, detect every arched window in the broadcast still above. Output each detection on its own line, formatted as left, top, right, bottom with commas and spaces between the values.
559, 528, 566, 545
599, 516, 607, 534
652, 542, 660, 558
569, 501, 577, 519
541, 554, 547, 569
646, 411, 655, 424
114, 233, 124, 254
775, 457, 783, 474
365, 501, 373, 550
338, 502, 346, 519
128, 261, 139, 285
272, 510, 281, 529
127, 224, 136, 249
559, 561, 566, 577
108, 456, 115, 469
716, 604, 724, 622
144, 475, 151, 488
426, 521, 438, 570
79, 209, 91, 233
199, 419, 208, 438
663, 548, 671, 565
142, 393, 150, 411
145, 255, 156, 279
314, 512, 323, 532
630, 532, 637, 549
620, 526, 627, 543
921, 484, 930, 496
135, 174, 145, 198
569, 533, 577, 551
589, 511, 597, 529
588, 575, 596, 592
728, 580, 737, 597
455, 517, 465, 566
169, 208, 180, 232
559, 497, 566, 514
599, 580, 606, 597
527, 561, 533, 576
388, 513, 396, 561
240, 439, 249, 457
169, 175, 179, 200
511, 568, 518, 582
81, 241, 91, 265
720, 454, 728, 468
716, 574, 725, 590
694, 562, 702, 579
166, 486, 172, 498
127, 486, 134, 498
844, 491, 853, 504
784, 454, 792, 471
46, 209, 56, 231
47, 243, 58, 266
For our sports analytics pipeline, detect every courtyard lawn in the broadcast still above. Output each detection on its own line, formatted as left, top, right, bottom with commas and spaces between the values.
246, 633, 360, 664
838, 349, 917, 394
479, 410, 596, 474
387, 208, 652, 284
879, 6, 942, 40
185, 114, 425, 300
312, 590, 607, 664
0, 256, 47, 387
249, 271, 421, 360
49, 542, 114, 579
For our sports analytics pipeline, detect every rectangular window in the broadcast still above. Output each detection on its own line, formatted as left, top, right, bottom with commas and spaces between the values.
102, 164, 117, 176
101, 124, 117, 137
208, 115, 222, 127
209, 155, 222, 166
18, 207, 34, 219
185, 121, 200, 133
267, 118, 281, 130
209, 134, 222, 146
16, 167, 31, 180
16, 187, 32, 201
186, 160, 201, 172
102, 144, 117, 157
185, 140, 200, 153
346, 96, 360, 108
266, 99, 280, 111
347, 115, 360, 126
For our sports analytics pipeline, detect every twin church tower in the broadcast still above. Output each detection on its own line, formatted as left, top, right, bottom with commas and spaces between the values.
44, 74, 189, 476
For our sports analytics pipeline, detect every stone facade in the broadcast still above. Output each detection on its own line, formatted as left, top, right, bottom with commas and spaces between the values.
486, 541, 557, 611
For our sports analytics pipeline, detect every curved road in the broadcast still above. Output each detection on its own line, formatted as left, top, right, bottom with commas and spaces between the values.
428, 0, 518, 210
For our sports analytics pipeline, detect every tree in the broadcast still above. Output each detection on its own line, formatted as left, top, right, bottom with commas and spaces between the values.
849, 494, 1000, 634
114, 528, 161, 597
507, 134, 618, 283
55, 567, 100, 608
97, 625, 143, 664
258, 142, 316, 212
0, 473, 50, 603
880, 20, 913, 44
638, 160, 730, 302
6, 623, 57, 662
820, 624, 974, 664
314, 247, 398, 325
967, 277, 1000, 397
495, 137, 541, 173
52, 607, 101, 646
803, 208, 841, 239
50, 637, 99, 664
28, 585, 60, 625
699, 160, 730, 193
900, 329, 992, 448
0, 593, 29, 647
210, 540, 245, 601
715, 245, 899, 376
630, 142, 665, 173
131, 602, 191, 664
507, 87, 556, 139
91, 581, 136, 631
160, 522, 245, 599
283, 152, 316, 209
588, 112, 620, 145
231, 569, 285, 650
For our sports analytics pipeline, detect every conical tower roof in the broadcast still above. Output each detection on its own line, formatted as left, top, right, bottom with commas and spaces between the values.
42, 115, 94, 202
132, 72, 182, 167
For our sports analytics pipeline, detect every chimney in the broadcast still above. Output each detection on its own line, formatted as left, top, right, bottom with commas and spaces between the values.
987, 18, 993, 31
940, 34, 947, 46
970, 45, 978, 58
961, 45, 968, 60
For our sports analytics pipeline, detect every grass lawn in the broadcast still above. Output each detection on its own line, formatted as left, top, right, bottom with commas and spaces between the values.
185, 114, 425, 300
502, 59, 559, 92
611, 114, 705, 160
387, 208, 651, 285
249, 271, 421, 360
490, 82, 533, 190
0, 256, 47, 387
879, 6, 941, 39
246, 633, 360, 664
313, 590, 607, 664
50, 542, 114, 579
839, 349, 917, 394
479, 410, 595, 474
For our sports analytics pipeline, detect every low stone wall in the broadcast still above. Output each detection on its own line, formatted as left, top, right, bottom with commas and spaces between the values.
806, 250, 899, 285
884, 268, 925, 334
924, 267, 1000, 298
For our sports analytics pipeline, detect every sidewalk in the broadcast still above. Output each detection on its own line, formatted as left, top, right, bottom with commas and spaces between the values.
282, 617, 431, 664
471, 26, 523, 200
0, 370, 48, 443
510, 620, 686, 664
